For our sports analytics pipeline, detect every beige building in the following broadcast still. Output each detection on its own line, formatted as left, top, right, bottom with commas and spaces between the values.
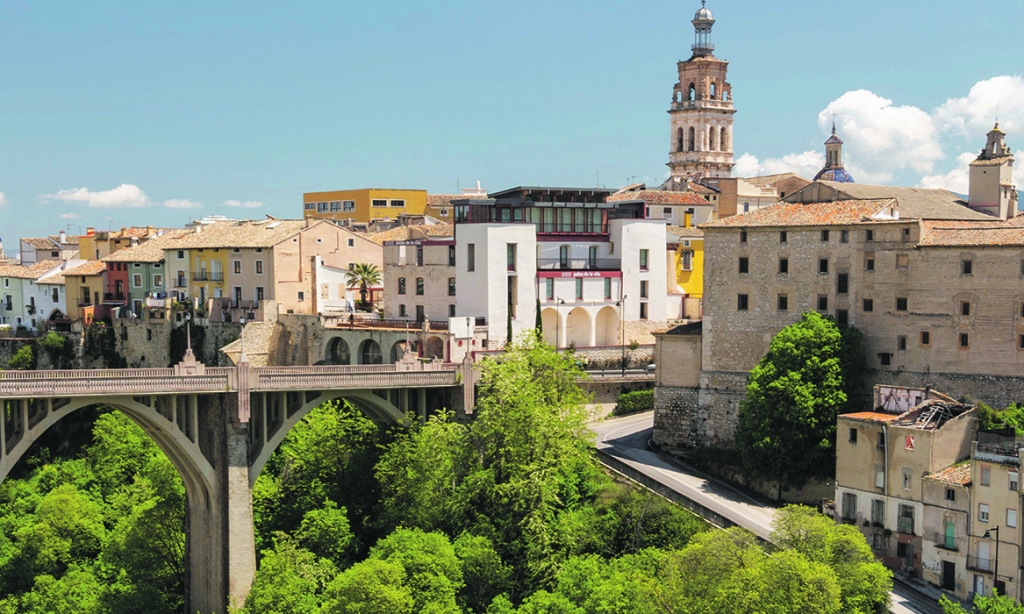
834, 390, 976, 580
20, 232, 79, 265
376, 223, 456, 323
922, 461, 972, 599
704, 173, 810, 216
967, 433, 1023, 600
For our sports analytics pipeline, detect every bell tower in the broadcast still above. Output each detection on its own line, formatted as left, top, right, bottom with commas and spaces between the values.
968, 123, 1018, 219
667, 1, 736, 181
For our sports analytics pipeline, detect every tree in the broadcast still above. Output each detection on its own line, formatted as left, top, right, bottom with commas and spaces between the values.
454, 534, 512, 614
940, 591, 1024, 614
322, 558, 414, 614
368, 528, 463, 613
244, 535, 336, 614
345, 263, 382, 311
297, 500, 355, 567
734, 311, 849, 500
8, 345, 34, 370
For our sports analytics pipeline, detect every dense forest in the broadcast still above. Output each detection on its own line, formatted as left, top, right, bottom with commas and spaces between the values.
0, 336, 893, 613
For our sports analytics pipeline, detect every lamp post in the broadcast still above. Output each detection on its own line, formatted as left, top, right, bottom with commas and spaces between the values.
239, 316, 247, 363
619, 295, 628, 376
555, 298, 565, 350
984, 525, 1001, 595
404, 315, 411, 357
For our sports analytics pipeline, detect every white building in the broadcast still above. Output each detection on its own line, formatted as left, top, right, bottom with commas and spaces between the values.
453, 187, 670, 348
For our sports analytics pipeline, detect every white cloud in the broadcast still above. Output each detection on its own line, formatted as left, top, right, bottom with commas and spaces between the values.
820, 90, 943, 176
42, 183, 151, 208
734, 150, 822, 179
933, 75, 1024, 137
224, 200, 263, 209
164, 198, 202, 209
0, 192, 7, 209
919, 152, 975, 193
59, 212, 84, 220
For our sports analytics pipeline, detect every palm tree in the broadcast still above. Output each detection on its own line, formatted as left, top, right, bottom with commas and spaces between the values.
345, 263, 382, 311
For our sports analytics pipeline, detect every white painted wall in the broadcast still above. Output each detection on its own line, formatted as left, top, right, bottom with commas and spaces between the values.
611, 219, 669, 322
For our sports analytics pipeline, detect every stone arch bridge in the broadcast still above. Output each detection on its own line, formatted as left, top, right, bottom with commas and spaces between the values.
0, 350, 474, 613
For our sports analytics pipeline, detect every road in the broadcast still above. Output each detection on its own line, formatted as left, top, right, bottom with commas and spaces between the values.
592, 411, 941, 614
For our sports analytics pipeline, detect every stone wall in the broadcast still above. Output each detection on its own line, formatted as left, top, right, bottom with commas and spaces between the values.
574, 345, 653, 368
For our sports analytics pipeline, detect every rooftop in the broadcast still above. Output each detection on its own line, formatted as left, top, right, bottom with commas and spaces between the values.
926, 462, 971, 486
370, 223, 455, 245
657, 321, 703, 336
741, 172, 808, 188
667, 225, 705, 239
22, 235, 80, 249
841, 411, 903, 424
795, 181, 993, 221
102, 231, 192, 263
0, 259, 67, 280
918, 219, 1024, 247
701, 198, 898, 229
64, 259, 108, 277
609, 189, 710, 206
169, 219, 317, 249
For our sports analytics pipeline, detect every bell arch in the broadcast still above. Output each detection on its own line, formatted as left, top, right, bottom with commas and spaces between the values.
246, 389, 404, 487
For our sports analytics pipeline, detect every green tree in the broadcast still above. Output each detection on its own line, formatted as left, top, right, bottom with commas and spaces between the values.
8, 344, 34, 370
345, 263, 383, 311
734, 311, 848, 500
298, 500, 355, 567
771, 505, 891, 613
369, 528, 463, 613
17, 565, 104, 614
37, 332, 75, 369
454, 534, 512, 614
245, 535, 336, 614
322, 558, 414, 614
940, 591, 1024, 613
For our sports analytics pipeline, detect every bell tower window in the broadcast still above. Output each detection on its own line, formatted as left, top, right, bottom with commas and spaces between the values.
688, 127, 696, 152
710, 82, 716, 99
708, 126, 716, 151
688, 83, 696, 101
678, 128, 685, 152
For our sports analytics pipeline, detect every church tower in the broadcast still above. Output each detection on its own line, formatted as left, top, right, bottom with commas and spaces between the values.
813, 122, 855, 183
667, 2, 735, 180
968, 123, 1018, 219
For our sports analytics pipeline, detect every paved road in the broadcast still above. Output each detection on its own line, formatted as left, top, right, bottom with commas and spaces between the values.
591, 411, 941, 614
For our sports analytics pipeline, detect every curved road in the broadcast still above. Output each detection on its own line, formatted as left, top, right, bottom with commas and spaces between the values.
591, 411, 941, 614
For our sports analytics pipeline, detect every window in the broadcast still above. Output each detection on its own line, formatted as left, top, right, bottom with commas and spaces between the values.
343, 201, 355, 212
132, 274, 142, 287
946, 488, 956, 502
880, 353, 891, 366
1010, 471, 1019, 491
902, 228, 911, 241
865, 229, 874, 242
297, 291, 304, 301
982, 466, 991, 486
840, 230, 849, 243
449, 304, 456, 318
390, 199, 405, 208
256, 287, 265, 301
875, 465, 885, 489
837, 273, 849, 294
877, 432, 886, 449
777, 294, 788, 311
416, 246, 424, 267
640, 280, 648, 299
640, 302, 648, 320
317, 202, 328, 213
663, 207, 672, 217
399, 304, 407, 317
545, 278, 554, 300
738, 257, 749, 274
818, 295, 828, 311
467, 244, 475, 272
304, 202, 315, 210
740, 230, 747, 243
559, 245, 570, 269
415, 278, 424, 296
896, 254, 909, 269
588, 245, 598, 269
896, 297, 908, 311
959, 333, 970, 348
372, 199, 387, 207
871, 498, 884, 523
865, 252, 875, 271
779, 258, 788, 274
506, 244, 516, 271
921, 331, 930, 346
737, 294, 749, 311
255, 248, 263, 253
905, 435, 915, 450
1019, 333, 1024, 350
448, 278, 456, 296
902, 468, 912, 491
329, 201, 340, 212
348, 238, 355, 247
1009, 509, 1018, 528
961, 301, 971, 316
819, 258, 829, 274
836, 309, 848, 325
177, 250, 185, 259
448, 246, 456, 266
863, 298, 874, 312
980, 503, 990, 523
681, 251, 693, 271
780, 231, 787, 243
962, 260, 973, 275
398, 278, 406, 294
872, 534, 883, 550
821, 229, 830, 242
575, 278, 584, 300
848, 428, 858, 443
639, 249, 649, 271
604, 278, 612, 299
841, 492, 857, 521
153, 274, 163, 287
255, 261, 264, 275
233, 261, 241, 274
416, 305, 425, 321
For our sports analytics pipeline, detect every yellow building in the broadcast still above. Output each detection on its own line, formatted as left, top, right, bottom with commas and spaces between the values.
667, 220, 704, 319
78, 226, 164, 261
186, 247, 229, 306
63, 260, 108, 324
303, 189, 430, 224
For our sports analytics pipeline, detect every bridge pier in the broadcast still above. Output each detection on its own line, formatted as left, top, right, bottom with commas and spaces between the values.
186, 394, 256, 614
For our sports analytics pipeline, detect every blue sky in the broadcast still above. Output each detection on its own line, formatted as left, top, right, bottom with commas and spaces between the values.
0, 0, 1021, 244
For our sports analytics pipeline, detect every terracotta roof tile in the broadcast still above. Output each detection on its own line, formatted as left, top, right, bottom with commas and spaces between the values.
919, 219, 1024, 247
0, 259, 66, 279
427, 194, 465, 207
63, 260, 108, 277
369, 224, 454, 245
926, 462, 971, 486
702, 199, 898, 229
609, 189, 710, 206
741, 172, 808, 187
667, 225, 705, 238
171, 220, 313, 249
971, 156, 1014, 167
102, 231, 192, 262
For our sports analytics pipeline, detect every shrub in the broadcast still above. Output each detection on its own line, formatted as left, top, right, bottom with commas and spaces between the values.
613, 389, 654, 416
8, 344, 35, 370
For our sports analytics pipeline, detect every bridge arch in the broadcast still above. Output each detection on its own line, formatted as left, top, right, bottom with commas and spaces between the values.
358, 339, 383, 364
246, 389, 404, 487
327, 337, 351, 365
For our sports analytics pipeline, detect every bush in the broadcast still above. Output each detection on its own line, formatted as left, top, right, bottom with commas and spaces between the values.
8, 345, 35, 370
613, 389, 654, 416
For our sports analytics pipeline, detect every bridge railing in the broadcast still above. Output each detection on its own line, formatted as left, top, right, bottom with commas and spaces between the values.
254, 368, 458, 391
0, 368, 232, 397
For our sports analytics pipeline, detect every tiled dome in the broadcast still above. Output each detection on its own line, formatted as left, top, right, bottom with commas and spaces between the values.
814, 167, 855, 183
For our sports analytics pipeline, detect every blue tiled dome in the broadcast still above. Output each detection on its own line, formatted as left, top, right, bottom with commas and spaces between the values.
814, 167, 855, 183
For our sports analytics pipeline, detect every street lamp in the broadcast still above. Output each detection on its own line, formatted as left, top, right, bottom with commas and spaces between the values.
404, 315, 411, 358
618, 295, 628, 376
555, 298, 565, 350
239, 316, 247, 363
984, 525, 1001, 595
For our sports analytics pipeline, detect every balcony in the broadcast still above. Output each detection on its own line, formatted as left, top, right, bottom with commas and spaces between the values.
104, 292, 126, 303
192, 272, 224, 282
77, 300, 93, 307
897, 517, 915, 535
967, 555, 992, 573
537, 258, 621, 271
931, 532, 957, 551
173, 278, 188, 288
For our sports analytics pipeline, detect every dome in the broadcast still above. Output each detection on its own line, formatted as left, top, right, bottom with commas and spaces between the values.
814, 167, 855, 183
694, 6, 713, 21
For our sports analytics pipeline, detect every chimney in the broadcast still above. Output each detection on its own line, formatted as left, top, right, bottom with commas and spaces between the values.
684, 212, 692, 228
59, 230, 67, 244
86, 227, 95, 237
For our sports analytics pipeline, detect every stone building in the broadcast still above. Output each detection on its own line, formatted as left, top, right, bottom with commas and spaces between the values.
376, 223, 456, 323
653, 125, 1021, 450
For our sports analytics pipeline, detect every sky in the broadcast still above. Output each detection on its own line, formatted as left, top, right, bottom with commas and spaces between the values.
0, 0, 1022, 245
